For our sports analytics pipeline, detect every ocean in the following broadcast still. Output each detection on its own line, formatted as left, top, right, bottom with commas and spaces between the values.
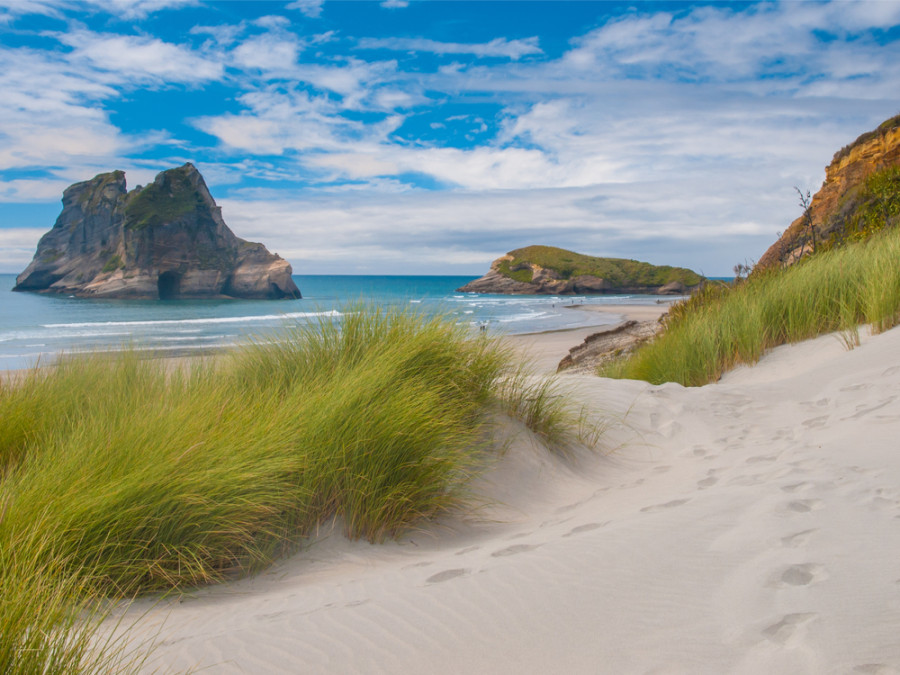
0, 274, 677, 371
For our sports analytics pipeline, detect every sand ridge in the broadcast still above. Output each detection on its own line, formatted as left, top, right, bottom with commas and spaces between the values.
118, 324, 900, 674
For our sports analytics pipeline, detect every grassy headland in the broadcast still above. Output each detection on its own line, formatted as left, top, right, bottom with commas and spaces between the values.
603, 226, 900, 386
0, 308, 594, 672
498, 245, 703, 286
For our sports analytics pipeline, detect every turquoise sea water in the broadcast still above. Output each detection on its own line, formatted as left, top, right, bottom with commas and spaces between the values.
0, 274, 677, 370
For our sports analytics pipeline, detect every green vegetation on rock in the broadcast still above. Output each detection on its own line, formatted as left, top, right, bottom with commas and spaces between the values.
101, 255, 123, 273
824, 166, 900, 247
501, 245, 703, 287
124, 166, 207, 231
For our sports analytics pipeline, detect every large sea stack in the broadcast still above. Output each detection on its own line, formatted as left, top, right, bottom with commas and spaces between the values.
757, 113, 900, 269
458, 245, 703, 295
13, 163, 301, 300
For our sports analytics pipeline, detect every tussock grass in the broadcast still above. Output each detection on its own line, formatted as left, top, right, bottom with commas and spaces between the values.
0, 306, 597, 671
605, 227, 900, 386
495, 363, 607, 454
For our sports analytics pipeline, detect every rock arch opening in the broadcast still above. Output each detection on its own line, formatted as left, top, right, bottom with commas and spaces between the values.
158, 271, 181, 300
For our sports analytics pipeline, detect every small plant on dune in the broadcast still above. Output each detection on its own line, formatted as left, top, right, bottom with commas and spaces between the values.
494, 362, 607, 455
795, 186, 816, 258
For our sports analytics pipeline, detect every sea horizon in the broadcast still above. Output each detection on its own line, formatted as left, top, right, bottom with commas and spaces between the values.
0, 273, 690, 371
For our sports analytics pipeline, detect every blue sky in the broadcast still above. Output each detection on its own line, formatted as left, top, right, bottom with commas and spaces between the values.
1, 0, 898, 276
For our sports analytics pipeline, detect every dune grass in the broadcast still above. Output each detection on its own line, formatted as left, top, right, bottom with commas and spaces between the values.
0, 306, 596, 672
604, 226, 900, 386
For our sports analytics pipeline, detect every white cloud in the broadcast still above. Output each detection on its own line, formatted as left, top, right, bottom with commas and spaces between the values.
195, 88, 404, 155
358, 36, 542, 60
189, 22, 245, 47
85, 0, 198, 19
0, 227, 44, 270
286, 0, 323, 19
215, 171, 791, 275
55, 30, 224, 84
380, 0, 409, 8
232, 33, 301, 71
0, 0, 198, 20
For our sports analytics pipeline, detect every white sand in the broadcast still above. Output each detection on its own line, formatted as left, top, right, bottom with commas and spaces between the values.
122, 324, 900, 674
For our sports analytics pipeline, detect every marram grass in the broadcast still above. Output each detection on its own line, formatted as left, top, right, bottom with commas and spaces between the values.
605, 226, 900, 386
0, 306, 597, 672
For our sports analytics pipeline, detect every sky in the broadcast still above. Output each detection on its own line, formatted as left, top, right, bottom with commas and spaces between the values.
0, 0, 898, 276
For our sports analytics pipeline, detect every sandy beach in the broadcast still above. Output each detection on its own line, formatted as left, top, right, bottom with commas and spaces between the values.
115, 319, 900, 674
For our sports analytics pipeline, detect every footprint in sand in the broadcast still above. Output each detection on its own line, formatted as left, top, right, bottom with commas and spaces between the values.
492, 544, 540, 557
781, 482, 812, 493
781, 529, 818, 548
761, 612, 817, 644
778, 563, 827, 587
403, 561, 433, 569
455, 545, 480, 556
772, 427, 796, 441
845, 397, 897, 420
746, 455, 777, 464
697, 476, 718, 488
881, 365, 900, 377
802, 415, 829, 429
840, 383, 872, 392
786, 499, 824, 513
563, 522, 609, 537
728, 475, 763, 487
555, 501, 584, 515
426, 568, 469, 584
640, 498, 690, 513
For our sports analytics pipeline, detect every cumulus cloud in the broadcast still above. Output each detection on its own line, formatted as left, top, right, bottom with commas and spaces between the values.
194, 88, 404, 155
0, 0, 198, 20
216, 171, 787, 275
55, 30, 224, 84
357, 36, 542, 60
286, 0, 323, 19
232, 33, 302, 72
380, 0, 409, 8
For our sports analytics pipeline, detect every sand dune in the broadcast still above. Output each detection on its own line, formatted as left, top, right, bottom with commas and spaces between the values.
123, 324, 900, 674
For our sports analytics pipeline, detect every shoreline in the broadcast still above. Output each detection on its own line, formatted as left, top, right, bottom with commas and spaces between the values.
1, 302, 674, 382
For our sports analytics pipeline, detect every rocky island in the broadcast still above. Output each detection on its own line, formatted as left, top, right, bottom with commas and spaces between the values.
13, 163, 301, 300
458, 245, 703, 295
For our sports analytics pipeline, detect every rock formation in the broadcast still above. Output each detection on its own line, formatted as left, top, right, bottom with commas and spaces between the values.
14, 164, 301, 300
556, 319, 664, 374
758, 113, 900, 269
458, 246, 703, 295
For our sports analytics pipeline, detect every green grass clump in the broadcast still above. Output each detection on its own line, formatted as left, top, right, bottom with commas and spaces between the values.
101, 254, 123, 273
0, 307, 595, 671
605, 226, 900, 386
500, 245, 703, 287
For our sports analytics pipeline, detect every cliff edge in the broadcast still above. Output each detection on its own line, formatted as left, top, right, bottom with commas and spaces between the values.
14, 164, 301, 300
458, 246, 703, 295
758, 113, 900, 269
